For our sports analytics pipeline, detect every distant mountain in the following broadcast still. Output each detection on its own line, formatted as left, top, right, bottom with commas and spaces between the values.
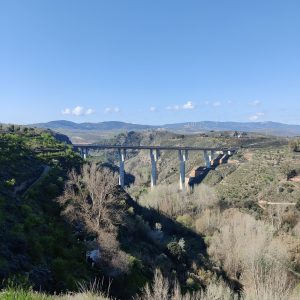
31, 120, 155, 131
164, 121, 300, 136
30, 120, 300, 137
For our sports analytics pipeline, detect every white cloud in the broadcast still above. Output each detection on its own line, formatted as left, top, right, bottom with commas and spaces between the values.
104, 107, 120, 113
61, 106, 95, 116
248, 112, 265, 121
182, 101, 195, 110
61, 108, 71, 115
149, 106, 157, 112
166, 101, 195, 111
72, 106, 85, 116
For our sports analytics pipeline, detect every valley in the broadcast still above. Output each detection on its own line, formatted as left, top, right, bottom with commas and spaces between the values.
1, 125, 300, 299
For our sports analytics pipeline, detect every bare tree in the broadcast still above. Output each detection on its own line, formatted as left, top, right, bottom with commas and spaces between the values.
58, 164, 121, 231
58, 163, 129, 274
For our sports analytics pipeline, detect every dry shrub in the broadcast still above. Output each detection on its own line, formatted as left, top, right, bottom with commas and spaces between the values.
62, 278, 111, 300
140, 183, 217, 217
137, 269, 233, 300
195, 208, 221, 235
139, 269, 169, 300
244, 260, 294, 300
200, 281, 234, 300
267, 205, 289, 231
189, 184, 218, 210
58, 163, 129, 275
208, 209, 274, 278
208, 209, 296, 299
139, 183, 182, 216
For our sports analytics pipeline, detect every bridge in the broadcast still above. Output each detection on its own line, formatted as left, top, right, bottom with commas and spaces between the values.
73, 144, 236, 190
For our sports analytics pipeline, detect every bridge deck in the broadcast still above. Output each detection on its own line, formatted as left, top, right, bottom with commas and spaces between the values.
73, 144, 236, 151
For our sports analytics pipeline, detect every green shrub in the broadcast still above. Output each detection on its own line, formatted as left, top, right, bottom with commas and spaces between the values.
167, 238, 186, 260
5, 178, 16, 188
176, 214, 193, 228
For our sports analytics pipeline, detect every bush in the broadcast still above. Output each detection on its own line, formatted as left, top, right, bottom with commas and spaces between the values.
289, 139, 300, 152
195, 208, 221, 236
140, 183, 218, 218
167, 238, 185, 260
176, 214, 193, 228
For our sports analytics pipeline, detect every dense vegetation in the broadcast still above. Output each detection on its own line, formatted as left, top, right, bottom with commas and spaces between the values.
1, 128, 300, 299
0, 129, 91, 292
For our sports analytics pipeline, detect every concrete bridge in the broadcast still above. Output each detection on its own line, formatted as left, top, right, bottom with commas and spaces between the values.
73, 144, 236, 190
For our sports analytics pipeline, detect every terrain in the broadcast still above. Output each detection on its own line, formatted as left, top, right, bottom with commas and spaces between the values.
1, 125, 300, 299
28, 120, 300, 144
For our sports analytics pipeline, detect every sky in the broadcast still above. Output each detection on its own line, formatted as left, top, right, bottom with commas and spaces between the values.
0, 0, 299, 125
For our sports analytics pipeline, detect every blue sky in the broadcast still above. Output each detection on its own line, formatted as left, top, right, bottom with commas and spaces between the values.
0, 0, 299, 125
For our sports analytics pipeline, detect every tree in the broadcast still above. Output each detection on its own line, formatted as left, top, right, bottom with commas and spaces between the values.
58, 163, 123, 231
280, 163, 296, 180
289, 139, 300, 152
58, 163, 129, 274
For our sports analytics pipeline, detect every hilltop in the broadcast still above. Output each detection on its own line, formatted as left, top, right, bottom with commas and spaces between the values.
28, 120, 300, 144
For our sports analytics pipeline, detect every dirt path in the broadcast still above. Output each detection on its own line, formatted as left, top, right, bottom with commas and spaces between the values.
21, 165, 51, 198
258, 200, 296, 209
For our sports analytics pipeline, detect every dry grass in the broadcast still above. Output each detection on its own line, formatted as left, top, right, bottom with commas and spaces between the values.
139, 183, 217, 217
136, 269, 234, 300
207, 209, 297, 299
195, 208, 222, 235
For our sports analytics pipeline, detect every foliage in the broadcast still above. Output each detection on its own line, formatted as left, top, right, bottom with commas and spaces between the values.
0, 131, 90, 293
289, 139, 300, 152
140, 183, 217, 218
167, 238, 186, 261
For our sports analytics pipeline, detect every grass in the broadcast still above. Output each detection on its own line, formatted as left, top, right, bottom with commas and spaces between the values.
0, 288, 110, 300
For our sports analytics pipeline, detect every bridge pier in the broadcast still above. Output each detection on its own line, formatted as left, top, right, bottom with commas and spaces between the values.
203, 150, 211, 168
118, 148, 126, 187
178, 150, 188, 190
209, 150, 216, 165
150, 149, 160, 188
81, 148, 88, 160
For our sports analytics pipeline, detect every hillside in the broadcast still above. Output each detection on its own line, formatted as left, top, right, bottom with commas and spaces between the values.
0, 129, 91, 292
86, 131, 300, 298
1, 128, 300, 299
28, 120, 300, 144
0, 129, 243, 299
87, 131, 288, 191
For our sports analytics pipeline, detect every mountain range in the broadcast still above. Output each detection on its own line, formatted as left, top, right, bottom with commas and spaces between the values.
31, 120, 300, 137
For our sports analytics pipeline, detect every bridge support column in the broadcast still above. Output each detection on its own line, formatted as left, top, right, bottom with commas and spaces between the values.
82, 148, 88, 160
209, 150, 216, 166
203, 150, 211, 168
118, 149, 126, 187
178, 150, 188, 190
150, 149, 160, 188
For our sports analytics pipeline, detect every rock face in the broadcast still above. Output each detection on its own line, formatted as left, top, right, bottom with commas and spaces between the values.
51, 132, 72, 144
